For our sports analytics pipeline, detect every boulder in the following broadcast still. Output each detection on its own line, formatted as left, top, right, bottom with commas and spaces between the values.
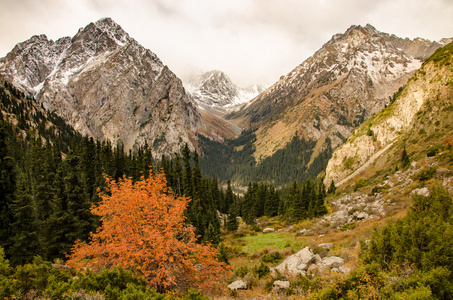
318, 243, 333, 249
339, 266, 351, 274
322, 256, 344, 268
329, 210, 349, 225
274, 247, 315, 275
411, 187, 430, 197
356, 212, 369, 220
263, 227, 275, 233
273, 280, 290, 291
228, 280, 247, 290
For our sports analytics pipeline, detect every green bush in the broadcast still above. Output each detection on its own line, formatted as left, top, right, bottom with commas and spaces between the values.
261, 251, 283, 263
234, 266, 249, 278
341, 222, 358, 231
252, 262, 270, 278
412, 166, 437, 181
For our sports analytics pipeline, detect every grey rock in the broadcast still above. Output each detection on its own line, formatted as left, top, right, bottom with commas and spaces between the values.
412, 187, 430, 197
263, 227, 275, 233
273, 280, 290, 290
322, 256, 345, 268
339, 266, 352, 274
318, 243, 333, 249
228, 280, 247, 290
356, 212, 369, 220
274, 247, 316, 275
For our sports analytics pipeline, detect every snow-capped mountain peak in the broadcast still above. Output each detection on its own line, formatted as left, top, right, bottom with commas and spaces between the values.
185, 70, 267, 111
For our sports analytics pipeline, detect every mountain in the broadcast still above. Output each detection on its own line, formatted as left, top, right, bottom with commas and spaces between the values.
325, 41, 453, 188
185, 70, 267, 112
227, 24, 449, 165
0, 18, 212, 156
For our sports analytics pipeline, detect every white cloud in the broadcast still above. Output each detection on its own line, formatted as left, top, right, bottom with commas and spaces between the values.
0, 0, 452, 86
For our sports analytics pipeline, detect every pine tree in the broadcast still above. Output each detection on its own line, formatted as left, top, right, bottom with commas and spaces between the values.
264, 185, 280, 217
328, 179, 336, 194
63, 151, 93, 243
0, 115, 15, 254
173, 153, 183, 196
192, 151, 202, 201
315, 180, 328, 217
218, 243, 229, 265
204, 223, 220, 246
287, 181, 304, 221
401, 147, 410, 168
182, 144, 192, 198
226, 202, 239, 232
8, 171, 41, 265
241, 183, 257, 225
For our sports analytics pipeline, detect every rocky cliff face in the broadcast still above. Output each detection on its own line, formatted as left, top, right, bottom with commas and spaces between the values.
325, 42, 453, 186
0, 18, 205, 156
228, 24, 448, 163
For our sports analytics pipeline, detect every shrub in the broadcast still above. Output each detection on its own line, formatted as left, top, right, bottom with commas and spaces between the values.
234, 266, 249, 278
261, 252, 283, 264
353, 177, 367, 191
252, 262, 270, 279
340, 222, 358, 231
412, 167, 437, 181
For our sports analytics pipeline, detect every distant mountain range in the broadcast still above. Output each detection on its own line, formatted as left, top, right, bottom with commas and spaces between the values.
1, 18, 451, 185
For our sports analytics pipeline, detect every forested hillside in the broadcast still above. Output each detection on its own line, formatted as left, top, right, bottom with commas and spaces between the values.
0, 78, 224, 265
198, 132, 331, 187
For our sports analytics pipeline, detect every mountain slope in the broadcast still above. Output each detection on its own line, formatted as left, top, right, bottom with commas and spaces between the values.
0, 18, 210, 156
324, 41, 453, 188
228, 24, 448, 165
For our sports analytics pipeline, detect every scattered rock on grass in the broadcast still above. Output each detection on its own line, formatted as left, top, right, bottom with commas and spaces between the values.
228, 280, 247, 290
263, 227, 275, 233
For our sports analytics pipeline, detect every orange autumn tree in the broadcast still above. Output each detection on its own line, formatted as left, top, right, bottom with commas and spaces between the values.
67, 170, 231, 293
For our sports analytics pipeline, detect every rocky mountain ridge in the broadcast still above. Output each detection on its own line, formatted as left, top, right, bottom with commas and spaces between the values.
228, 24, 449, 164
325, 41, 453, 187
0, 18, 222, 156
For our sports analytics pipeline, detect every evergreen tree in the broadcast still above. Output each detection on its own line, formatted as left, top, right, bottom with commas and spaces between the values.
217, 243, 229, 265
192, 151, 202, 201
63, 151, 93, 243
182, 144, 192, 198
0, 115, 15, 254
173, 153, 183, 196
226, 202, 239, 232
315, 180, 328, 217
328, 179, 336, 194
401, 147, 410, 168
203, 223, 220, 246
221, 180, 234, 214
8, 171, 41, 265
264, 185, 280, 217
241, 183, 257, 225
287, 181, 304, 221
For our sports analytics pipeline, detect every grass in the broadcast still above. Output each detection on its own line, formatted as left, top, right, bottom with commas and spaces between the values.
241, 232, 304, 253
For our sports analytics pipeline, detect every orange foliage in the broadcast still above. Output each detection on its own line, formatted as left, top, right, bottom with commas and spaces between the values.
67, 171, 231, 293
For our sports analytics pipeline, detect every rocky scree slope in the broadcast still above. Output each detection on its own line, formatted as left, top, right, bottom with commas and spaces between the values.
0, 18, 221, 156
325, 41, 453, 187
228, 24, 449, 164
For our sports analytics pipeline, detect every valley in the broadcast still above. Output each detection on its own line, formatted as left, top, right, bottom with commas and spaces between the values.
0, 16, 452, 299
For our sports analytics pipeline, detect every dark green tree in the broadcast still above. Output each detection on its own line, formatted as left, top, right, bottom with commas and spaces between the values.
264, 185, 280, 217
401, 147, 410, 168
226, 202, 239, 232
328, 179, 336, 194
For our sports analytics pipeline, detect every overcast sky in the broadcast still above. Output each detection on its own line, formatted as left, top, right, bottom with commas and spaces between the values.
1, 0, 452, 87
